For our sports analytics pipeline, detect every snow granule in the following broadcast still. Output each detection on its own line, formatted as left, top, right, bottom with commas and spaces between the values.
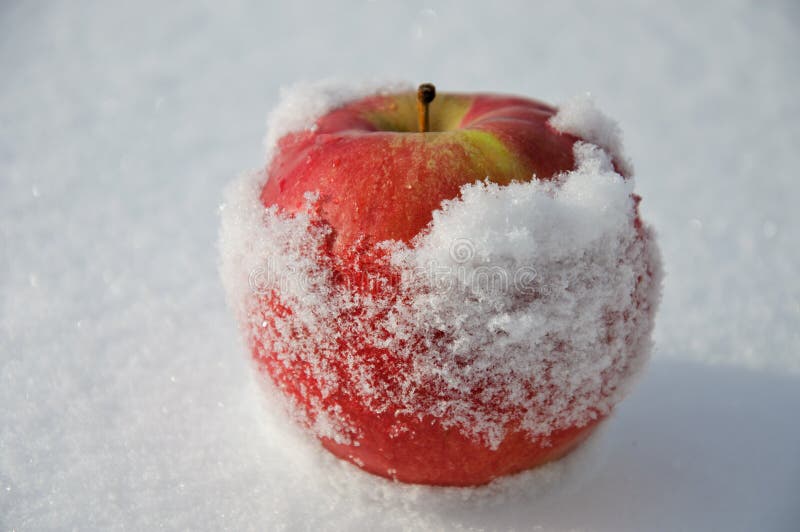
220, 81, 661, 452
550, 94, 634, 177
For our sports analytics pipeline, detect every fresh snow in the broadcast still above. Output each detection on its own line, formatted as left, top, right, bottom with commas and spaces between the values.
2, 1, 799, 531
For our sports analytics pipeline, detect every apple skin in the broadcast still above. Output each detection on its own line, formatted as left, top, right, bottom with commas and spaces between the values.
254, 90, 634, 486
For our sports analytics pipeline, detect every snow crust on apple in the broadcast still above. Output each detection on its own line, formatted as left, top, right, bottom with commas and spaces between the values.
220, 82, 662, 450
549, 94, 634, 177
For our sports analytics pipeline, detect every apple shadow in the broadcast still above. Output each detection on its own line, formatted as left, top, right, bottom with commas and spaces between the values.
444, 358, 800, 531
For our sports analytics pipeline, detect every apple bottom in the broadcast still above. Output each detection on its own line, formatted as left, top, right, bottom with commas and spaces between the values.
319, 414, 603, 487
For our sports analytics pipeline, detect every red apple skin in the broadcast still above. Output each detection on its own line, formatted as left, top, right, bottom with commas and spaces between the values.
254, 90, 631, 486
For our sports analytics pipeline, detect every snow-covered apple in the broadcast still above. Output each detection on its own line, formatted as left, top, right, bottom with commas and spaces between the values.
220, 82, 661, 486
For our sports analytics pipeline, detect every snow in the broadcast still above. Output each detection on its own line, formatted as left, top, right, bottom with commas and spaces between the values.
2, 0, 799, 530
550, 96, 633, 176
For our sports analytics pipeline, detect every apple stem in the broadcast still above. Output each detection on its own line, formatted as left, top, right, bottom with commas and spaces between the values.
417, 83, 436, 133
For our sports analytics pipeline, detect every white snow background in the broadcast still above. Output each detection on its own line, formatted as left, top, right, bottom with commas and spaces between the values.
1, 1, 799, 530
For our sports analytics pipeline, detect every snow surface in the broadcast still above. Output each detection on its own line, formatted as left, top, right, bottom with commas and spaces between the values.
2, 0, 799, 530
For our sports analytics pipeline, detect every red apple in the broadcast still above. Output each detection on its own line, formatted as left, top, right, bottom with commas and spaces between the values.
234, 84, 658, 486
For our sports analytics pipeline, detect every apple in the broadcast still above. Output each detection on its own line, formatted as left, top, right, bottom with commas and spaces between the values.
239, 84, 658, 486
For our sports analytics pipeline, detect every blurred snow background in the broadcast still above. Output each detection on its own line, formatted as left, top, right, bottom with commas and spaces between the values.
1, 0, 799, 530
